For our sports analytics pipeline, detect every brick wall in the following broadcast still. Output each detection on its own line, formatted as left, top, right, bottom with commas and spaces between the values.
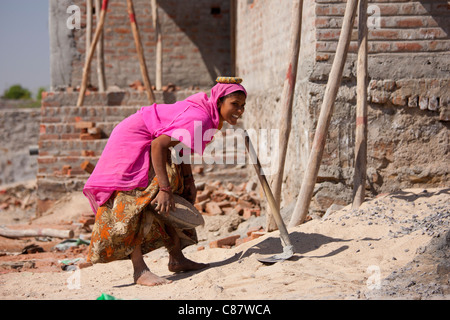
313, 0, 450, 80
52, 0, 231, 90
315, 0, 449, 55
237, 0, 450, 214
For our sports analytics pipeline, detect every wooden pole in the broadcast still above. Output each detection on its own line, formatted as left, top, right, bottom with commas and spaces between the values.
127, 0, 155, 104
288, 0, 359, 227
95, 0, 106, 92
352, 0, 368, 209
0, 226, 74, 239
85, 0, 93, 87
230, 0, 237, 76
77, 0, 109, 107
151, 0, 162, 91
267, 0, 304, 232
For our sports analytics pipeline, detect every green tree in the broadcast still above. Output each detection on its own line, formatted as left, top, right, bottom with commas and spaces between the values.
36, 87, 47, 101
2, 84, 32, 100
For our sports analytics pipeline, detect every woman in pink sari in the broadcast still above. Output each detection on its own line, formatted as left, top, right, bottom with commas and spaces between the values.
84, 82, 246, 286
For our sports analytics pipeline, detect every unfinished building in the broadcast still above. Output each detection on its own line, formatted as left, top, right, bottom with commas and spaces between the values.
38, 0, 449, 217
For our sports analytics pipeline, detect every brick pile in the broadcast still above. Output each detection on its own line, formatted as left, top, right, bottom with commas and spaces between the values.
190, 173, 268, 249
194, 177, 261, 218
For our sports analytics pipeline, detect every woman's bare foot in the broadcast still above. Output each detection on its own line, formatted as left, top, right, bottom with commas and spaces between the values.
168, 254, 209, 273
134, 269, 172, 286
131, 245, 171, 286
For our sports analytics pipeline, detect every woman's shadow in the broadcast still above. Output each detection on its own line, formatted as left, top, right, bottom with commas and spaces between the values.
165, 231, 360, 282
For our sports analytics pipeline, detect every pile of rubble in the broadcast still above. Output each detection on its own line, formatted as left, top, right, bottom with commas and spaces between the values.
194, 179, 261, 219
0, 181, 36, 222
191, 174, 268, 249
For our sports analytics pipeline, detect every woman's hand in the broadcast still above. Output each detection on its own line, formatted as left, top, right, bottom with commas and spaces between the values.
151, 189, 174, 216
150, 134, 180, 216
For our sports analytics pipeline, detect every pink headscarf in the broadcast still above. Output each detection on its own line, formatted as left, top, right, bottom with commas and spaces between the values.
186, 83, 247, 129
83, 83, 247, 213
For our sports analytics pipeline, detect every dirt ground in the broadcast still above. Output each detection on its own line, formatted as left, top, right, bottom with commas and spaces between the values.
0, 170, 449, 300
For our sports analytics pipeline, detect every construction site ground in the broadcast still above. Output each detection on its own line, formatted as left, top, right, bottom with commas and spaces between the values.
0, 164, 449, 300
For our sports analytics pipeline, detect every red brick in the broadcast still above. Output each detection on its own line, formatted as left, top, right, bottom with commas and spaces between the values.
235, 236, 251, 247
196, 189, 212, 202
394, 42, 423, 52
250, 232, 265, 240
114, 27, 131, 34
37, 157, 57, 164
75, 121, 96, 129
243, 208, 261, 220
395, 17, 425, 28
205, 202, 223, 215
39, 134, 59, 140
391, 94, 407, 106
246, 226, 264, 237
81, 150, 96, 157
237, 199, 253, 208
62, 133, 81, 140
209, 235, 240, 248
316, 54, 330, 62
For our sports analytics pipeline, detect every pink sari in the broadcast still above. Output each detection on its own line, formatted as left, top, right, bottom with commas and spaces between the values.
83, 83, 246, 213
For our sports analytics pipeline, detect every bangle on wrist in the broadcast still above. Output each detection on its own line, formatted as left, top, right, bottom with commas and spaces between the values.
159, 185, 172, 193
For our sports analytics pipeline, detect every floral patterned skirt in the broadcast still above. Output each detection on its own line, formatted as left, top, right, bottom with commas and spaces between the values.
87, 163, 198, 264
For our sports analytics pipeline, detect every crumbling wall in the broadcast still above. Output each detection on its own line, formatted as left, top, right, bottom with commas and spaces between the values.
0, 108, 40, 185
237, 0, 450, 215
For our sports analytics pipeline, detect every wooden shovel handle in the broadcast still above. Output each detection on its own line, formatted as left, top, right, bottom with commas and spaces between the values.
244, 131, 292, 248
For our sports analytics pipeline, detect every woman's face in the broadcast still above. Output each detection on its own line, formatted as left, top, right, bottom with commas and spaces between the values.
218, 93, 246, 126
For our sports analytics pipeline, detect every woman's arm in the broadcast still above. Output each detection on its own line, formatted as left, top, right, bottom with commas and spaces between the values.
150, 134, 179, 214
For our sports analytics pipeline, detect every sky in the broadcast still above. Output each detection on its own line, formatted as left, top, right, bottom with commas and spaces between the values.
0, 1, 50, 98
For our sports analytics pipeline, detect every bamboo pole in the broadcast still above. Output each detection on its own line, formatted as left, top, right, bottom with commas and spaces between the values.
288, 0, 359, 227
127, 0, 155, 104
151, 0, 162, 91
77, 0, 109, 107
85, 0, 93, 87
95, 0, 106, 92
352, 0, 368, 209
267, 0, 304, 232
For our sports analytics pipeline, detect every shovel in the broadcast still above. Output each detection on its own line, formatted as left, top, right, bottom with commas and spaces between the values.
244, 131, 294, 264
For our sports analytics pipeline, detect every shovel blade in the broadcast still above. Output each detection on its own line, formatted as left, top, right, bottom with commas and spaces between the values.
256, 245, 294, 264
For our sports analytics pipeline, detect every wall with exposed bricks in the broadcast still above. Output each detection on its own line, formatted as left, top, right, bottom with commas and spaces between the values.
50, 0, 231, 90
236, 0, 450, 215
